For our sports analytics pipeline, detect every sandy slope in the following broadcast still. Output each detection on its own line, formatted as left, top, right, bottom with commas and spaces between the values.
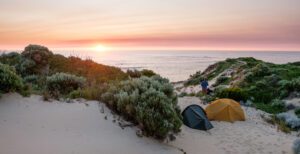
0, 93, 180, 154
173, 97, 297, 154
0, 94, 297, 154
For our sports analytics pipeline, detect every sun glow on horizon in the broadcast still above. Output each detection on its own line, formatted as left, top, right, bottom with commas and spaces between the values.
91, 44, 111, 52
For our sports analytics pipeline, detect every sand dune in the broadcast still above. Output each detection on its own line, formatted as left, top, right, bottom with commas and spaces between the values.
0, 93, 180, 154
0, 94, 297, 154
174, 97, 296, 154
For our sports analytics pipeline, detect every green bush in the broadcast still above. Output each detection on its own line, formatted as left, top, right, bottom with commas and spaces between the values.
260, 99, 287, 114
23, 75, 47, 91
46, 73, 86, 97
20, 44, 53, 75
0, 63, 24, 93
49, 55, 127, 84
68, 85, 108, 100
140, 69, 156, 77
292, 139, 300, 154
178, 92, 188, 97
185, 71, 203, 86
280, 77, 300, 92
214, 76, 230, 86
126, 69, 141, 78
216, 87, 248, 102
23, 75, 39, 84
201, 95, 216, 103
295, 108, 300, 118
251, 63, 271, 77
101, 76, 182, 138
277, 112, 300, 130
0, 52, 22, 69
255, 103, 286, 114
271, 99, 285, 109
127, 69, 157, 78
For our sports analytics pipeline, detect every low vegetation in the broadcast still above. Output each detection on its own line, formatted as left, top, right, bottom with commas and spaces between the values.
0, 44, 128, 97
186, 57, 300, 113
49, 55, 127, 84
262, 115, 292, 133
46, 73, 86, 98
276, 112, 300, 130
0, 63, 24, 94
293, 139, 300, 154
186, 57, 300, 132
216, 87, 248, 102
0, 44, 182, 139
101, 76, 182, 138
126, 69, 156, 78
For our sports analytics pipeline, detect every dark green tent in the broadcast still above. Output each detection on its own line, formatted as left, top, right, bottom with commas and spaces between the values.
181, 104, 213, 130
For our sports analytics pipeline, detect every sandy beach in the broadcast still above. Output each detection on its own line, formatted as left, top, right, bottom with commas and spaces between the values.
0, 93, 297, 154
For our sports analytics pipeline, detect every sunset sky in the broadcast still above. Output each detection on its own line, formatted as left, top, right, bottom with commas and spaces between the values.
0, 0, 300, 51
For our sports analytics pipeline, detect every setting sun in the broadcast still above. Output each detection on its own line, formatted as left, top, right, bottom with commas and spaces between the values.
92, 44, 110, 52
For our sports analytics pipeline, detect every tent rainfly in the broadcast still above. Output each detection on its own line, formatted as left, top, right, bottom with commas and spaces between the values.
182, 104, 213, 130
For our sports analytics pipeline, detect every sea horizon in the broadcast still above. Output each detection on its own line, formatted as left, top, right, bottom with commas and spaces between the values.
2, 49, 299, 82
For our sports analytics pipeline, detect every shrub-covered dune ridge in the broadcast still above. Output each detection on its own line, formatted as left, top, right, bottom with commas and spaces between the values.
186, 57, 300, 112
183, 57, 300, 132
0, 44, 127, 84
0, 44, 182, 139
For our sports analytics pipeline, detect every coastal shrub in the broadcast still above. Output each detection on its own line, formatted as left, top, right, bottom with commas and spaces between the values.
140, 69, 156, 77
69, 85, 108, 100
46, 73, 86, 97
292, 139, 300, 154
216, 87, 248, 102
127, 69, 142, 78
178, 92, 188, 97
23, 75, 47, 91
0, 52, 34, 77
281, 78, 300, 92
20, 44, 53, 75
290, 61, 300, 66
264, 74, 281, 85
244, 72, 254, 82
23, 75, 39, 84
245, 80, 276, 103
0, 63, 24, 93
49, 55, 127, 84
271, 99, 286, 109
262, 115, 291, 133
127, 69, 157, 78
187, 57, 300, 114
201, 95, 216, 103
101, 76, 182, 138
276, 78, 300, 99
214, 85, 227, 94
255, 103, 285, 114
0, 52, 22, 71
276, 112, 300, 130
185, 71, 203, 86
214, 76, 230, 86
251, 63, 271, 77
295, 108, 300, 118
277, 118, 292, 133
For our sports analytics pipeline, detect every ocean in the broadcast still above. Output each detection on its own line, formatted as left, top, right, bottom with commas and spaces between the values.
2, 50, 300, 82
50, 50, 300, 82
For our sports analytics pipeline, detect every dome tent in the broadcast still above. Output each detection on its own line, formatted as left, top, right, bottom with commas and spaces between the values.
181, 105, 213, 130
205, 98, 245, 122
